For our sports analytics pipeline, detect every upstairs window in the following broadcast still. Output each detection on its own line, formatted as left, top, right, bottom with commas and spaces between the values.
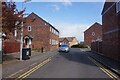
28, 26, 31, 31
50, 39, 51, 44
92, 32, 95, 36
50, 27, 51, 32
116, 1, 120, 13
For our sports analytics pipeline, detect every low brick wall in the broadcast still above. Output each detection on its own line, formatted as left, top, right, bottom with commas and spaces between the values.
3, 40, 20, 54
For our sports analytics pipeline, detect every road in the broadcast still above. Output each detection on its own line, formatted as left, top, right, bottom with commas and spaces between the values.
20, 48, 113, 79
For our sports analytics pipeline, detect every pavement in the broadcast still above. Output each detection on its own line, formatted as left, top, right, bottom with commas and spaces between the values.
81, 49, 120, 77
2, 48, 120, 79
2, 50, 59, 78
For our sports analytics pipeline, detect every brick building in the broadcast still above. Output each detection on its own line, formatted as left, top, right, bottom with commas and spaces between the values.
59, 38, 69, 46
59, 37, 79, 47
102, 1, 120, 61
18, 12, 59, 52
2, 12, 59, 53
84, 22, 102, 48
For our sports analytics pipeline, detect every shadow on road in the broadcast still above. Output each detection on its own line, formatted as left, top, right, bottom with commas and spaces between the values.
59, 48, 96, 67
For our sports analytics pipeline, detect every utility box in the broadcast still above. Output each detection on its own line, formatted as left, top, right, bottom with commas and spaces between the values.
22, 48, 31, 60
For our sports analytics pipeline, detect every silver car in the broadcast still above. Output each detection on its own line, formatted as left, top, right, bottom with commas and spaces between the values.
58, 44, 69, 53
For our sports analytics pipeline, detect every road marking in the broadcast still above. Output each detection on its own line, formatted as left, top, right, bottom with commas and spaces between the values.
89, 57, 118, 79
15, 58, 51, 80
7, 62, 37, 78
88, 57, 118, 80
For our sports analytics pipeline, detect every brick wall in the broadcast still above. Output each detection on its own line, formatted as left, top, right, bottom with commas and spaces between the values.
3, 40, 20, 54
91, 41, 102, 54
84, 23, 102, 48
102, 2, 120, 61
22, 12, 59, 52
49, 27, 59, 51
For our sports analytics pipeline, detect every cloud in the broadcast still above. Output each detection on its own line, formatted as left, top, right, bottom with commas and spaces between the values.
12, 0, 107, 2
56, 23, 90, 41
51, 5, 60, 11
62, 0, 72, 6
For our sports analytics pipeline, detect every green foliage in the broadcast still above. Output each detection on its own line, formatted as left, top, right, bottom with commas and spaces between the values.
71, 44, 88, 48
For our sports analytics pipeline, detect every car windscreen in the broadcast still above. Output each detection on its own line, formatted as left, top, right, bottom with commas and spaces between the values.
60, 45, 68, 47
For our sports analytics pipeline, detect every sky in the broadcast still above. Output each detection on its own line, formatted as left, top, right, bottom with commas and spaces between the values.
16, 1, 105, 42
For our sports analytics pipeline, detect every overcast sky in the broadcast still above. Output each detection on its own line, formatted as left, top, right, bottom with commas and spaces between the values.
16, 1, 105, 42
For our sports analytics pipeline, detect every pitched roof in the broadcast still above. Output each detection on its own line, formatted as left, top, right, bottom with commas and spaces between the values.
59, 38, 64, 42
67, 37, 75, 42
59, 37, 76, 42
84, 22, 102, 33
26, 12, 59, 32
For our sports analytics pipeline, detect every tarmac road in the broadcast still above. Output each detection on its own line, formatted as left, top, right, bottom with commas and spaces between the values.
25, 48, 112, 79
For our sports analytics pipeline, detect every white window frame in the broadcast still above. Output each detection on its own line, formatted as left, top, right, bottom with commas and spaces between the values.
50, 39, 51, 44
92, 32, 95, 36
53, 29, 55, 34
45, 23, 47, 26
52, 39, 54, 45
50, 27, 51, 32
116, 1, 120, 13
14, 28, 17, 37
56, 40, 58, 45
52, 28, 53, 33
56, 31, 58, 35
28, 26, 32, 31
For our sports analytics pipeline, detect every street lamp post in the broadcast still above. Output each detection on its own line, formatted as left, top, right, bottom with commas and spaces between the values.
20, 22, 23, 61
19, 0, 31, 61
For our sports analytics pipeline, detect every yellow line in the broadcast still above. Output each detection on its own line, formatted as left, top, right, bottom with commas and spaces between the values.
22, 58, 51, 79
88, 57, 114, 79
91, 58, 114, 79
100, 67, 114, 79
91, 58, 118, 79
88, 57, 118, 80
8, 63, 37, 78
15, 58, 51, 80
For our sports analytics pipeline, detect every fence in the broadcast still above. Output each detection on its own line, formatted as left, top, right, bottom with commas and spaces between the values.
3, 40, 20, 54
91, 41, 102, 53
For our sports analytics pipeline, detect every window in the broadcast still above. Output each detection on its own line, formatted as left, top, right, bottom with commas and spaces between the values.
52, 39, 54, 45
53, 39, 54, 45
51, 39, 57, 45
52, 28, 53, 33
50, 39, 51, 44
116, 1, 120, 13
45, 23, 47, 25
57, 32, 59, 35
56, 32, 58, 35
53, 30, 55, 34
50, 27, 51, 32
92, 32, 95, 36
56, 40, 58, 45
28, 26, 31, 31
14, 28, 17, 37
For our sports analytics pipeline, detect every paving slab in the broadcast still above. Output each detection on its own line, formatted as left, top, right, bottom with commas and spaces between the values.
2, 50, 58, 78
86, 51, 120, 76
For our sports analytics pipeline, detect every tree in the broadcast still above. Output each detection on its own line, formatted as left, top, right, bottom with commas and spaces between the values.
2, 2, 25, 39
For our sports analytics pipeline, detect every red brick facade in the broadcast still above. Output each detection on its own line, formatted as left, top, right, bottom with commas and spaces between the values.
102, 1, 120, 61
22, 12, 59, 52
2, 12, 59, 53
84, 22, 102, 48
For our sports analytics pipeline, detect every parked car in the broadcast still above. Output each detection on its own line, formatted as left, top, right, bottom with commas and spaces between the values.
58, 44, 69, 53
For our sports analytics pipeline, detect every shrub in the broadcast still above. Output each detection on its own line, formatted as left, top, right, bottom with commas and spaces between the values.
71, 44, 88, 48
